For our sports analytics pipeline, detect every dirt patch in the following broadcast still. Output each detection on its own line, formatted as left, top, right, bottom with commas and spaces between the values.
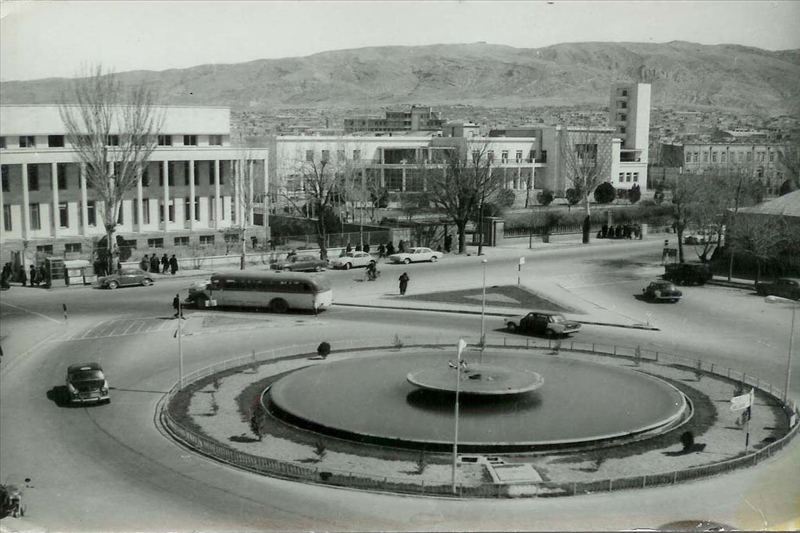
403, 285, 580, 313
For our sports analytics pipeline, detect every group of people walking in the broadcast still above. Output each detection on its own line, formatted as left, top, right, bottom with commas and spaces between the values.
139, 254, 179, 275
1, 262, 47, 289
598, 223, 642, 240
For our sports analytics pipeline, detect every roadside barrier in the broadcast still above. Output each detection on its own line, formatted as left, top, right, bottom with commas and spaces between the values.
160, 335, 799, 498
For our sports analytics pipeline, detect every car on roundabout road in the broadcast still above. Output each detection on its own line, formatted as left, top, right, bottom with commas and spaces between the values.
503, 311, 582, 338
755, 277, 800, 300
270, 254, 328, 272
330, 251, 376, 270
66, 362, 110, 405
643, 280, 682, 303
388, 247, 443, 264
96, 268, 155, 289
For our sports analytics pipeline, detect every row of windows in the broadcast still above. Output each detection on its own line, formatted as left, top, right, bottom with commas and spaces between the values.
305, 149, 362, 162
0, 134, 224, 149
685, 150, 777, 164
211, 278, 316, 293
618, 172, 640, 183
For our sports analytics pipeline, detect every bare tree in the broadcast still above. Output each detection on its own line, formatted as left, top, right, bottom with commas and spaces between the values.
777, 143, 800, 190
59, 65, 163, 272
419, 140, 504, 254
731, 214, 789, 282
230, 142, 265, 269
560, 127, 611, 243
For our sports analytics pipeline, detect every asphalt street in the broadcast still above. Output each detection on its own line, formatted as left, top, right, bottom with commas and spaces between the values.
0, 237, 798, 532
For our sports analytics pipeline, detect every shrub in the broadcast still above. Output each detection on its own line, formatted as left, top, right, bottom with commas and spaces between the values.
495, 189, 516, 209
594, 182, 616, 204
537, 189, 554, 206
565, 187, 583, 206
416, 451, 428, 474
317, 341, 331, 358
313, 439, 327, 462
628, 184, 642, 204
680, 431, 695, 451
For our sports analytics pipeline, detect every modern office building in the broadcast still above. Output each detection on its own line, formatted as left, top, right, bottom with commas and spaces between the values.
0, 105, 268, 266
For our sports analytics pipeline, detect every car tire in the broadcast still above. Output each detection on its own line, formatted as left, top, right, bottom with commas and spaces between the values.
314, 265, 323, 272
142, 278, 153, 287
108, 280, 119, 290
506, 322, 518, 333
403, 258, 411, 265
545, 329, 555, 338
344, 262, 351, 270
270, 298, 289, 314
430, 256, 438, 263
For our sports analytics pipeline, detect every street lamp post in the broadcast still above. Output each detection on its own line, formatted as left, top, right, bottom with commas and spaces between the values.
480, 259, 488, 363
765, 295, 797, 403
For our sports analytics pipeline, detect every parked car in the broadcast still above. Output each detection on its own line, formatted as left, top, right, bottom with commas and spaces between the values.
96, 268, 154, 289
663, 263, 713, 286
388, 247, 443, 264
331, 251, 376, 270
503, 312, 582, 338
66, 362, 110, 404
755, 277, 800, 300
270, 254, 328, 272
643, 281, 682, 303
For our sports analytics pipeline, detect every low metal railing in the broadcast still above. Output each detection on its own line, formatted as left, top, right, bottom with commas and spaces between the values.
160, 335, 799, 498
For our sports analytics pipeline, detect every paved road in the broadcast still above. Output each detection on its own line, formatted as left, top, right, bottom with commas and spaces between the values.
1, 239, 798, 531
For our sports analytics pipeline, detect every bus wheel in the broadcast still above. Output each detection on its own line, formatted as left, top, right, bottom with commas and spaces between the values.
196, 296, 208, 310
270, 298, 289, 313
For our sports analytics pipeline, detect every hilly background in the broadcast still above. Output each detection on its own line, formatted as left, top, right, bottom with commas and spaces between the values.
2, 41, 799, 117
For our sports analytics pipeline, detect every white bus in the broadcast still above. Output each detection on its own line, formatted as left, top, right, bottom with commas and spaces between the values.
188, 271, 333, 313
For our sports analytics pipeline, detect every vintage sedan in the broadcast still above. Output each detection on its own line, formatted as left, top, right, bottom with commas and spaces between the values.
96, 268, 155, 289
755, 277, 800, 301
270, 254, 328, 272
388, 247, 443, 264
66, 362, 110, 405
643, 280, 682, 303
504, 312, 582, 338
331, 251, 376, 270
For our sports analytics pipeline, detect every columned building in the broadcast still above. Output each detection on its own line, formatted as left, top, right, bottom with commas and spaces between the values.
0, 105, 268, 264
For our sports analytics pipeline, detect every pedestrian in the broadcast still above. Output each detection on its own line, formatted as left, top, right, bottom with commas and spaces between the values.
29, 265, 37, 286
169, 255, 179, 275
386, 242, 395, 256
398, 240, 406, 253
140, 254, 150, 272
444, 233, 452, 253
268, 239, 276, 251
363, 243, 370, 254
367, 261, 378, 281
251, 235, 258, 250
161, 254, 169, 274
601, 224, 609, 238
378, 243, 386, 259
398, 272, 409, 295
346, 242, 352, 254
355, 243, 362, 252
150, 254, 160, 273
20, 267, 27, 287
172, 293, 183, 318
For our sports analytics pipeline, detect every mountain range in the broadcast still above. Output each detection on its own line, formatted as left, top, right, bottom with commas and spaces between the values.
2, 41, 799, 116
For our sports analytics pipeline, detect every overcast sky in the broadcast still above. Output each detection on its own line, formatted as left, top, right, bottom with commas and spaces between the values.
2, 0, 799, 82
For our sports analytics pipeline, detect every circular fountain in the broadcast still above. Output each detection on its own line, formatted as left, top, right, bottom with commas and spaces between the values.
268, 350, 689, 453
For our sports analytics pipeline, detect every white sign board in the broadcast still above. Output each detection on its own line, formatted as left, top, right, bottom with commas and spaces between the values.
730, 389, 754, 411
519, 257, 525, 265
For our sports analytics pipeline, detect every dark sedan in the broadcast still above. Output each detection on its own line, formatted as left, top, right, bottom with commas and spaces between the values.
96, 268, 155, 289
643, 281, 682, 303
270, 254, 328, 272
755, 277, 800, 301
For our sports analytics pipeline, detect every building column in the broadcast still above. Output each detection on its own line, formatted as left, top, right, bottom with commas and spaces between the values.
162, 160, 170, 234
214, 159, 221, 230
233, 161, 242, 226
51, 162, 60, 238
188, 159, 196, 230
21, 164, 30, 238
248, 160, 254, 226
136, 167, 144, 233
262, 157, 269, 239
79, 163, 89, 235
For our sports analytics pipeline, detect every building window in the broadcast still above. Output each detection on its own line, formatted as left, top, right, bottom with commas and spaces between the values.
209, 135, 223, 146
712, 152, 717, 163
87, 200, 96, 226
625, 173, 631, 182
487, 151, 494, 164
184, 135, 197, 146
141, 167, 150, 187
106, 135, 119, 146
515, 150, 523, 163
193, 162, 200, 186
219, 162, 226, 185
321, 150, 330, 162
353, 150, 361, 160
501, 151, 508, 163
685, 153, 692, 163
3, 204, 11, 231
120, 238, 137, 251
158, 135, 172, 146
618, 114, 627, 121
195, 197, 201, 221
618, 101, 627, 109
702, 152, 708, 163
19, 136, 36, 148
174, 236, 190, 247
617, 126, 626, 134
746, 152, 752, 162
337, 150, 346, 161
168, 162, 176, 186
306, 150, 314, 162
633, 172, 639, 182
619, 173, 625, 183
769, 152, 775, 162
620, 89, 628, 97
738, 152, 744, 162
721, 152, 726, 163
48, 135, 65, 148
57, 163, 68, 190
756, 167, 764, 178
30, 203, 41, 230
147, 238, 164, 248
575, 144, 597, 165
0, 137, 5, 149
200, 235, 215, 245
59, 202, 69, 228
169, 201, 175, 222
65, 242, 82, 254
28, 165, 39, 191
1, 165, 9, 192
36, 245, 54, 255
132, 200, 139, 225
142, 199, 151, 224
117, 204, 124, 225
158, 163, 165, 186
693, 152, 698, 163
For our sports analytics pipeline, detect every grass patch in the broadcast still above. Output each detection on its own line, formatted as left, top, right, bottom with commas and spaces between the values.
403, 285, 580, 313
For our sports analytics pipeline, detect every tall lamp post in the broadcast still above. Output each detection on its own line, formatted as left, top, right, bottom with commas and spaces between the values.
480, 259, 488, 363
765, 295, 797, 403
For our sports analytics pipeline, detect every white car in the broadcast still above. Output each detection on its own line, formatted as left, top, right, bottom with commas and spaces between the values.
388, 247, 443, 264
331, 251, 376, 270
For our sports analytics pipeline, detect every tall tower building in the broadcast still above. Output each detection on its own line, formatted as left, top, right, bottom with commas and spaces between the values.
609, 83, 651, 164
